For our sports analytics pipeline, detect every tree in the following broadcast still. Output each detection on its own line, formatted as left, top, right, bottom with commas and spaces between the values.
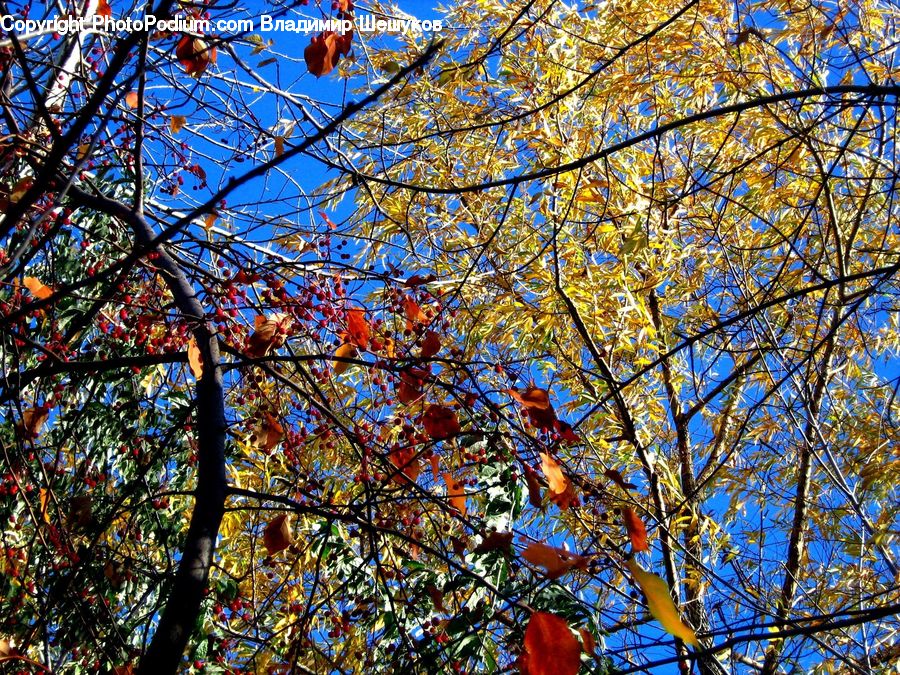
1, 0, 899, 672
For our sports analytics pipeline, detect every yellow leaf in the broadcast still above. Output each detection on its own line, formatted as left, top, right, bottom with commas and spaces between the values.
187, 336, 203, 380
169, 115, 186, 134
626, 558, 699, 646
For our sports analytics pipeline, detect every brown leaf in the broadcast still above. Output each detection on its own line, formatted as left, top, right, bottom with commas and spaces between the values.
510, 387, 557, 430
524, 465, 543, 508
521, 542, 588, 579
422, 404, 460, 440
274, 135, 285, 157
420, 330, 441, 358
473, 530, 514, 554
332, 342, 357, 375
425, 583, 445, 612
519, 611, 581, 675
263, 514, 293, 555
304, 31, 340, 77
247, 313, 290, 358
250, 413, 285, 452
622, 507, 649, 552
20, 406, 49, 439
187, 336, 203, 380
68, 495, 93, 530
604, 468, 636, 491
579, 627, 596, 656
397, 367, 426, 404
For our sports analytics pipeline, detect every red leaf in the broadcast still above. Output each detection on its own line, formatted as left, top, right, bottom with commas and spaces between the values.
388, 447, 420, 484
519, 612, 582, 675
176, 35, 216, 76
346, 308, 370, 350
397, 367, 426, 404
96, 0, 112, 17
422, 404, 460, 440
622, 507, 649, 552
555, 419, 579, 443
420, 330, 441, 358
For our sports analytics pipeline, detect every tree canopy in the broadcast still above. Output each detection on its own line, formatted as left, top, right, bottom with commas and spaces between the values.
1, 0, 900, 673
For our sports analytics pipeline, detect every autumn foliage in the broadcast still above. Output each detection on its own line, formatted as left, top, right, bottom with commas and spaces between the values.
2, 0, 900, 673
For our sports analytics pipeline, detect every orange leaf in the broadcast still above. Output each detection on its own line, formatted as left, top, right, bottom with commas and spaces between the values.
247, 313, 290, 358
332, 342, 357, 375
420, 330, 441, 358
539, 452, 568, 495
403, 295, 427, 324
511, 387, 557, 430
346, 308, 370, 349
429, 453, 440, 480
203, 212, 218, 230
442, 472, 467, 515
521, 542, 588, 579
622, 507, 649, 552
519, 612, 581, 675
509, 387, 551, 410
96, 0, 112, 17
125, 90, 139, 108
422, 404, 460, 440
549, 480, 579, 510
263, 514, 293, 555
187, 336, 203, 380
304, 31, 340, 77
23, 276, 52, 300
